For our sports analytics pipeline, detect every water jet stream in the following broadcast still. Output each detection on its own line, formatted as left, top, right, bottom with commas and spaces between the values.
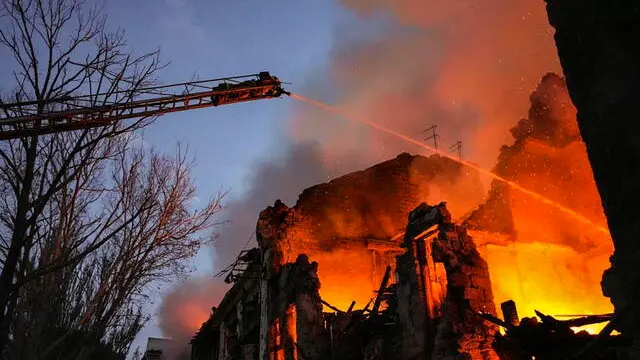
291, 93, 610, 236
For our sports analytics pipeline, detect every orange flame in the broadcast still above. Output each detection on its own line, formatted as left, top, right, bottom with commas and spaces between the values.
178, 302, 213, 331
289, 93, 613, 332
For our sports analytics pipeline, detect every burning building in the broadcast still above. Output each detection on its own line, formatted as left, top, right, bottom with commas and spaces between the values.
189, 152, 500, 360
190, 74, 625, 360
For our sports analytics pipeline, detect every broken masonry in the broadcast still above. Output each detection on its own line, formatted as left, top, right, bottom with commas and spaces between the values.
190, 153, 628, 360
191, 200, 499, 360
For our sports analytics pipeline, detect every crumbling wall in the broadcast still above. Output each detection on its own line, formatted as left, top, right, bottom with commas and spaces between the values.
256, 153, 484, 311
396, 248, 431, 360
264, 254, 330, 360
396, 202, 497, 360
431, 205, 498, 360
396, 203, 447, 360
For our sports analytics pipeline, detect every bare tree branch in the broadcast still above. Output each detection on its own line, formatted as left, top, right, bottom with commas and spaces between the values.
0, 1, 221, 359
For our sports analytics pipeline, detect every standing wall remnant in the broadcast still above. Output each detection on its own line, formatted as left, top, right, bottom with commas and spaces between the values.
396, 202, 498, 360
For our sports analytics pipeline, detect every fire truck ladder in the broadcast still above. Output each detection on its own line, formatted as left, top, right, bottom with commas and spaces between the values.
0, 72, 289, 141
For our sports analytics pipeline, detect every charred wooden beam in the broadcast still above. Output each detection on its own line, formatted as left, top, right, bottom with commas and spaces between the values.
346, 301, 356, 314
562, 314, 613, 328
321, 299, 346, 314
486, 302, 633, 360
371, 265, 392, 316
501, 300, 520, 327
478, 312, 510, 329
365, 238, 405, 253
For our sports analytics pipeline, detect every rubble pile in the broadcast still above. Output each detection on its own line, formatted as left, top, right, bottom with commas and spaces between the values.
484, 302, 629, 360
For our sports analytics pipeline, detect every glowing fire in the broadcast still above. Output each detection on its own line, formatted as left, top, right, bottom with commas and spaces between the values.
178, 302, 213, 331
473, 76, 615, 332
289, 76, 613, 332
477, 238, 611, 333
281, 246, 396, 312
311, 250, 383, 311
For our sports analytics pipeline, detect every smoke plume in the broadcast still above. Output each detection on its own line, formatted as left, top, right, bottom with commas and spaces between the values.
213, 141, 363, 269
467, 73, 613, 319
158, 278, 229, 357
156, 142, 363, 354
291, 0, 561, 169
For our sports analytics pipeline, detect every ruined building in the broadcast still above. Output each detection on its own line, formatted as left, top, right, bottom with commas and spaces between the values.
189, 70, 634, 359
190, 154, 499, 360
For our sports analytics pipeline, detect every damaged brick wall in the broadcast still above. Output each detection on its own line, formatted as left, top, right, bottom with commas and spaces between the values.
256, 153, 484, 311
396, 203, 446, 360
396, 202, 498, 360
431, 205, 498, 360
265, 254, 330, 360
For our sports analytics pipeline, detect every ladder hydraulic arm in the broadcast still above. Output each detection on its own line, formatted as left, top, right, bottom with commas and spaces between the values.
0, 72, 290, 140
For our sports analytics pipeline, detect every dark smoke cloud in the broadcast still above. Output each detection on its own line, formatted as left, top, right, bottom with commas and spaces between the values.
213, 140, 361, 269
157, 141, 365, 353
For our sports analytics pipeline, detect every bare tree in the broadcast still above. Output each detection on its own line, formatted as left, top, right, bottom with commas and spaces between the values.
0, 0, 224, 358
9, 141, 223, 359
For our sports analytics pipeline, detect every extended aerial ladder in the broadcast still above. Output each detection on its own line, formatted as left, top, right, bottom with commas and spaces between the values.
0, 72, 290, 141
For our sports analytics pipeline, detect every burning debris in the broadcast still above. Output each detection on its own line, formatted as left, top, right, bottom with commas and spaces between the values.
483, 302, 630, 360
193, 199, 501, 360
191, 196, 626, 359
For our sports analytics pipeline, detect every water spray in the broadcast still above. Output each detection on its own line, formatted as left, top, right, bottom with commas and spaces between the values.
290, 93, 609, 236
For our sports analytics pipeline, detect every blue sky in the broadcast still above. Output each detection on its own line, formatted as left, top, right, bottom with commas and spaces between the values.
106, 0, 341, 197
100, 0, 353, 353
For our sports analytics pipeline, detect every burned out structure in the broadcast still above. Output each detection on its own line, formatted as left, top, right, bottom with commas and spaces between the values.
190, 67, 638, 359
190, 154, 500, 360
